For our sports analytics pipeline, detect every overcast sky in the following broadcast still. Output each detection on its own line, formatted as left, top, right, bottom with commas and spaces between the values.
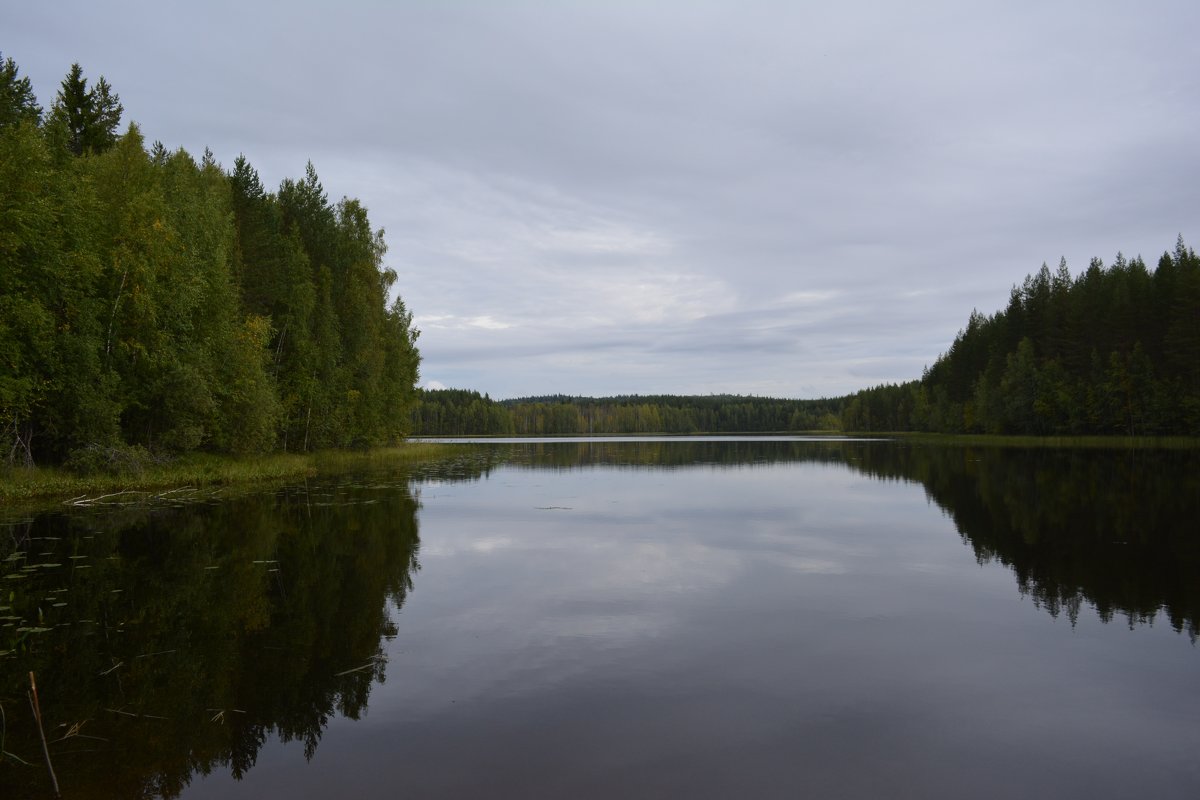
6, 1, 1199, 398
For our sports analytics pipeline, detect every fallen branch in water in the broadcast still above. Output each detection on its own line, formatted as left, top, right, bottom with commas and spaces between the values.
334, 654, 388, 677
65, 490, 150, 507
105, 707, 138, 718
49, 719, 106, 744
105, 707, 169, 720
134, 649, 177, 659
150, 486, 195, 498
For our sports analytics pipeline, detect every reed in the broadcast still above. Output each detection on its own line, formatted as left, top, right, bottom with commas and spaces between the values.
0, 442, 458, 506
28, 672, 60, 797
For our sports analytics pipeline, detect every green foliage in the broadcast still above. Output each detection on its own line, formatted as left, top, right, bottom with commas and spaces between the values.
61, 442, 165, 476
48, 63, 123, 156
0, 56, 420, 466
0, 53, 40, 129
410, 391, 843, 435
411, 389, 515, 435
843, 239, 1200, 435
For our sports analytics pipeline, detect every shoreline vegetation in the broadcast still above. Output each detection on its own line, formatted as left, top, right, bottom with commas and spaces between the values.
5, 55, 1199, 485
412, 430, 1200, 448
2, 56, 420, 471
0, 442, 454, 508
7, 433, 1197, 510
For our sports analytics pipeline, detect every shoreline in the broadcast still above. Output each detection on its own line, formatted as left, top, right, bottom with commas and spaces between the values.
414, 431, 1200, 448
5, 433, 1197, 510
0, 443, 456, 509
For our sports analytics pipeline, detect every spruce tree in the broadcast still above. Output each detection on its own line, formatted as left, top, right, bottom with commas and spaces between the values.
0, 52, 41, 128
52, 63, 124, 155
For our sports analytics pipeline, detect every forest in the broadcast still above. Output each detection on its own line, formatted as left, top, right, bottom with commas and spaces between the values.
841, 242, 1200, 435
413, 240, 1200, 438
409, 390, 843, 435
0, 55, 421, 467
5, 54, 1198, 464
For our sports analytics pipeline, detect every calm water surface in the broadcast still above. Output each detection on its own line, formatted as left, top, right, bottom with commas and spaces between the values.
2, 438, 1198, 798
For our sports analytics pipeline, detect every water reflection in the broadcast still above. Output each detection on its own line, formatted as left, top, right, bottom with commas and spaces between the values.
480, 438, 1200, 638
849, 443, 1200, 638
0, 479, 422, 798
1, 440, 1197, 797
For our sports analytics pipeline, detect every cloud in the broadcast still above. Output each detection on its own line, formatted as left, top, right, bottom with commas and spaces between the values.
6, 1, 1199, 397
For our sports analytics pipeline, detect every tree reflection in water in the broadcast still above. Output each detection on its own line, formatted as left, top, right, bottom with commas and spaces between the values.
500, 439, 1200, 638
0, 475, 423, 798
1, 441, 1196, 797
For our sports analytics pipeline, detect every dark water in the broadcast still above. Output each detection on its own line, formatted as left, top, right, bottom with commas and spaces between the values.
2, 438, 1198, 798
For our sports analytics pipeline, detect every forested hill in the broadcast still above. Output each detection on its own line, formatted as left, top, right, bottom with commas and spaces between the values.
841, 239, 1200, 435
1, 56, 420, 467
410, 391, 842, 435
414, 238, 1200, 438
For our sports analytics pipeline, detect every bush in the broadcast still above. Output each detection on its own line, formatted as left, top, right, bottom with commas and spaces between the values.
63, 443, 171, 476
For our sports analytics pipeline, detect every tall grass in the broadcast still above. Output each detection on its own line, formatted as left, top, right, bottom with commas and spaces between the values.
0, 443, 458, 507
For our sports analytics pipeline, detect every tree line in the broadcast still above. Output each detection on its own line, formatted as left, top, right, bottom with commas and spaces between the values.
415, 237, 1199, 439
1, 55, 420, 467
410, 390, 843, 435
841, 240, 1200, 435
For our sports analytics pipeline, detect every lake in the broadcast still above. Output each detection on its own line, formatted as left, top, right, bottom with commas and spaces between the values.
2, 437, 1198, 798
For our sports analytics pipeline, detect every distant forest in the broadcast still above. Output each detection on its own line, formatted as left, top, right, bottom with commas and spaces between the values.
1, 56, 421, 467
414, 241, 1200, 437
410, 391, 843, 436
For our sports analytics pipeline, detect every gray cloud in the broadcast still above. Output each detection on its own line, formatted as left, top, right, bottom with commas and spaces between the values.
5, 0, 1198, 398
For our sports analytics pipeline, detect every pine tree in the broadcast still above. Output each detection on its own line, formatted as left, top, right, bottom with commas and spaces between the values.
0, 52, 41, 128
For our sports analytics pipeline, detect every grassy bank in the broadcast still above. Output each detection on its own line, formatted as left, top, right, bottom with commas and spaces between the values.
0, 442, 456, 507
7, 433, 1194, 507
